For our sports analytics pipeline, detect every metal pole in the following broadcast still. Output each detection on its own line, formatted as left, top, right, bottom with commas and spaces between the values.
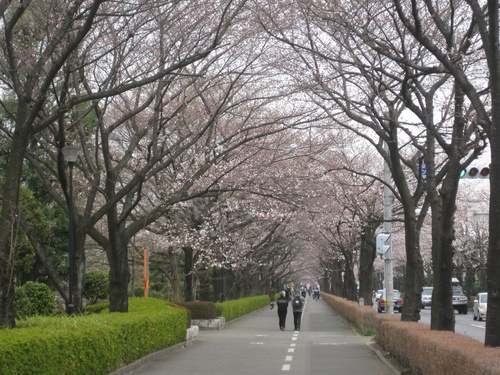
61, 144, 80, 315
68, 161, 75, 314
383, 141, 394, 314
143, 247, 149, 298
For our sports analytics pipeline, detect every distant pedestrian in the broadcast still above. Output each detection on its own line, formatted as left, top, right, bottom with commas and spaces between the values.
269, 289, 276, 310
276, 291, 289, 330
313, 289, 320, 300
292, 292, 304, 331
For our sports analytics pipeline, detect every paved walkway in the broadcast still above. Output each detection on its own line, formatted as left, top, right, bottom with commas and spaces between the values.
112, 297, 399, 375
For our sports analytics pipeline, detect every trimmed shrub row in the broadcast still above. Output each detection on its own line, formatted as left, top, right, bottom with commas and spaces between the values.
0, 298, 188, 375
1, 294, 269, 374
216, 295, 269, 321
322, 292, 500, 375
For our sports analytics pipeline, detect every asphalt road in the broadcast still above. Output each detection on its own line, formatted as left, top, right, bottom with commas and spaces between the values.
372, 301, 486, 343
418, 308, 486, 343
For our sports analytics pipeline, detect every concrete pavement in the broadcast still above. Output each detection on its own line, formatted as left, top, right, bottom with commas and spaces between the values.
111, 296, 400, 375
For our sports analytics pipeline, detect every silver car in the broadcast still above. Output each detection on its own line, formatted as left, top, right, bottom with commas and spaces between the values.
421, 287, 433, 309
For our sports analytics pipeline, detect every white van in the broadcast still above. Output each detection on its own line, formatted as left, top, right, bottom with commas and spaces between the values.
473, 292, 487, 321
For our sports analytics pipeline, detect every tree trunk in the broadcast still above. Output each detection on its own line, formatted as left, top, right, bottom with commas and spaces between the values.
108, 240, 129, 312
183, 247, 194, 301
401, 215, 424, 322
486, 97, 500, 339
72, 231, 86, 314
344, 264, 357, 301
428, 80, 465, 331
465, 266, 474, 299
331, 265, 343, 296
106, 210, 129, 312
430, 199, 455, 331
486, 126, 500, 344
359, 223, 378, 306
0, 129, 30, 328
225, 270, 236, 299
485, 0, 500, 348
385, 120, 424, 323
199, 268, 211, 301
341, 249, 357, 301
213, 267, 225, 302
168, 247, 181, 302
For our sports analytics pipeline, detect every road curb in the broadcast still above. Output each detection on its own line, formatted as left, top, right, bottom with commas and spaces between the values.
109, 335, 198, 375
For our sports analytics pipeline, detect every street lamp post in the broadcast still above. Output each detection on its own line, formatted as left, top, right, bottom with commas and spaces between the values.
61, 145, 80, 314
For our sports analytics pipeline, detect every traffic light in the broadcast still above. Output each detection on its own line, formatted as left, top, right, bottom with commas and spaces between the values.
460, 165, 490, 179
376, 233, 390, 255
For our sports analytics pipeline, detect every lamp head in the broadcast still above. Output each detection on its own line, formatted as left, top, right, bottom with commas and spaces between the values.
61, 145, 80, 164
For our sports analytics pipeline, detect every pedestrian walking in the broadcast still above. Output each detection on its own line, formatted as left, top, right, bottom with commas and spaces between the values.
269, 289, 276, 310
276, 291, 289, 330
313, 289, 320, 301
292, 292, 304, 331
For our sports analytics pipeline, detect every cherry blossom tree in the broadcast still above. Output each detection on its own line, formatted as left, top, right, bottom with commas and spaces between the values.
0, 0, 107, 328
256, 0, 490, 327
454, 183, 489, 295
8, 0, 250, 315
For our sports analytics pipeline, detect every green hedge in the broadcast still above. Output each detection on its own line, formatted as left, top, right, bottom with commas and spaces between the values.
175, 301, 217, 320
0, 298, 188, 375
0, 295, 270, 374
216, 295, 269, 321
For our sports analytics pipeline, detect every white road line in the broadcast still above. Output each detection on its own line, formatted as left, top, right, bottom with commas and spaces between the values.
471, 324, 486, 329
282, 318, 300, 372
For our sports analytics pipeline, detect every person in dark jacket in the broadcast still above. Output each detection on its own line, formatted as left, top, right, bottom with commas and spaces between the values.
276, 291, 289, 330
292, 292, 304, 331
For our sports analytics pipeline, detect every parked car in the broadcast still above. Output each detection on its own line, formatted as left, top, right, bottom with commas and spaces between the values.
473, 292, 487, 321
421, 286, 433, 309
452, 279, 468, 315
378, 289, 403, 313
